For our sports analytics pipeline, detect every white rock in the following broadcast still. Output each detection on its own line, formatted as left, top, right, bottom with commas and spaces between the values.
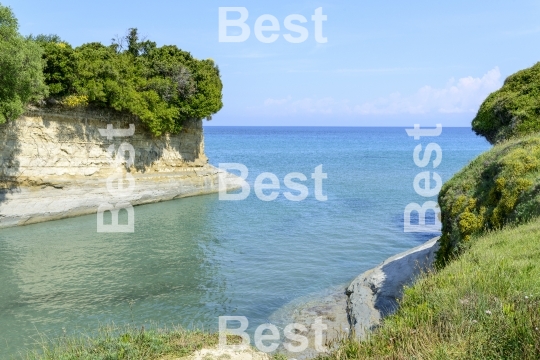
346, 237, 440, 338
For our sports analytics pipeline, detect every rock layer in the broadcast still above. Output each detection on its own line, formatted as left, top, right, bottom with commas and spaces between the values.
269, 238, 440, 358
0, 108, 232, 228
346, 237, 440, 338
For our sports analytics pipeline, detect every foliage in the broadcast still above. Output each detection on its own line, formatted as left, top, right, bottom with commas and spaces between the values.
1, 6, 223, 135
436, 133, 540, 263
62, 94, 88, 108
472, 62, 540, 144
0, 4, 47, 123
33, 29, 223, 136
29, 35, 75, 97
317, 217, 540, 359
1, 7, 223, 135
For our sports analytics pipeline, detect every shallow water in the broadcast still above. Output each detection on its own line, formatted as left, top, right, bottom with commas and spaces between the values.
0, 127, 490, 356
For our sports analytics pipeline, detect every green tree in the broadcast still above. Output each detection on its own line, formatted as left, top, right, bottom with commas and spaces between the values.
30, 34, 75, 97
0, 4, 47, 123
33, 27, 223, 136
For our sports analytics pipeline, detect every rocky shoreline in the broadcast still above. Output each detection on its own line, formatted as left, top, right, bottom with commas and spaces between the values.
0, 108, 239, 228
346, 236, 440, 338
273, 236, 440, 359
0, 164, 233, 228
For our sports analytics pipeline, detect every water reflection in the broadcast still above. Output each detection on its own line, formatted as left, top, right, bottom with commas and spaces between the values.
0, 194, 225, 355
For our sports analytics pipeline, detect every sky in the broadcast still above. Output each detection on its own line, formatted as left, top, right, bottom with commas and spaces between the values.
3, 0, 540, 126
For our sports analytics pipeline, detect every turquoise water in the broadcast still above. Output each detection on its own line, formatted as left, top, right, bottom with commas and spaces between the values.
0, 127, 490, 357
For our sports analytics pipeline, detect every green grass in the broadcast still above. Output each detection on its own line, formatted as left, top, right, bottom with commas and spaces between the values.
318, 217, 540, 359
22, 324, 241, 360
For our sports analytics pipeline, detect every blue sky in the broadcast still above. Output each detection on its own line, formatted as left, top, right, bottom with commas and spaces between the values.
3, 0, 540, 126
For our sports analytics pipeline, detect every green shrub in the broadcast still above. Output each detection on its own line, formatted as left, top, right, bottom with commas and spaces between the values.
33, 30, 223, 136
30, 35, 75, 97
2, 4, 223, 136
437, 134, 540, 263
0, 4, 48, 123
472, 62, 540, 144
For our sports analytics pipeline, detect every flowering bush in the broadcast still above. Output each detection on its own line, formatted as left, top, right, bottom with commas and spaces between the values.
437, 135, 540, 263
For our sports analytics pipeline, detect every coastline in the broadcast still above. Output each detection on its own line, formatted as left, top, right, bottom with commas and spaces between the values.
0, 108, 240, 228
273, 236, 440, 358
0, 164, 237, 228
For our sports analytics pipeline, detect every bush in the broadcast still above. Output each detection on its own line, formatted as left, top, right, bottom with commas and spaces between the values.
34, 29, 223, 136
437, 133, 540, 263
472, 62, 540, 144
30, 35, 75, 97
0, 4, 48, 123
62, 94, 88, 108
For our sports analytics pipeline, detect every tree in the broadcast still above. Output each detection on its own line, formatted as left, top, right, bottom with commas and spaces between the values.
33, 26, 223, 136
30, 34, 75, 97
0, 4, 47, 123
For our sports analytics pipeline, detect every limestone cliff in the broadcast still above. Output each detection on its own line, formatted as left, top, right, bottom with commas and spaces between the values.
0, 108, 229, 228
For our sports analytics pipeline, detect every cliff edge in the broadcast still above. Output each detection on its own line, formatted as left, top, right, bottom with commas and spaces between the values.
346, 237, 440, 338
0, 108, 231, 228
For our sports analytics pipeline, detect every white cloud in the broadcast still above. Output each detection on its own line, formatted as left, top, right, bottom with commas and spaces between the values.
263, 96, 351, 115
333, 67, 425, 74
356, 67, 502, 114
503, 27, 540, 36
264, 96, 292, 106
261, 67, 502, 115
225, 52, 276, 59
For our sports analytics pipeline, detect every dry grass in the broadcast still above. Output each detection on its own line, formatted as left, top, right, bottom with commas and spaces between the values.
23, 324, 242, 360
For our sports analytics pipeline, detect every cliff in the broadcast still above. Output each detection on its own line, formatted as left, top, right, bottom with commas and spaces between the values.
0, 108, 230, 228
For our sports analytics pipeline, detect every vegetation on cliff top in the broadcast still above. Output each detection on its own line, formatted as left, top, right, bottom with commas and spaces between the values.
0, 4, 223, 136
432, 62, 540, 262
0, 4, 48, 124
472, 62, 540, 144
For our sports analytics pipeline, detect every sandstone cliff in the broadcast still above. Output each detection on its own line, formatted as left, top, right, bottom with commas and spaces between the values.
0, 108, 228, 228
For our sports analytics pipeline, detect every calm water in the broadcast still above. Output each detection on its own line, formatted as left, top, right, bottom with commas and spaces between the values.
0, 127, 490, 357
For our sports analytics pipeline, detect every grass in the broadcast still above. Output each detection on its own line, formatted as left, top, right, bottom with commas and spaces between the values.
22, 324, 242, 360
318, 217, 540, 359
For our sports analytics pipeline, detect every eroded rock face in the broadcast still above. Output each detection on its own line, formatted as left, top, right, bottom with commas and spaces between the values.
346, 237, 440, 338
0, 108, 229, 228
0, 108, 208, 182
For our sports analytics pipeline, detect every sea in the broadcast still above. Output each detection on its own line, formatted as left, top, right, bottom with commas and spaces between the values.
0, 126, 490, 357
